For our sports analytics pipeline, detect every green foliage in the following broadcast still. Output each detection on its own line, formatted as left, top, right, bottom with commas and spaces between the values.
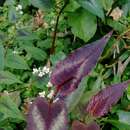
0, 44, 4, 70
0, 0, 130, 129
76, 0, 104, 19
68, 8, 97, 42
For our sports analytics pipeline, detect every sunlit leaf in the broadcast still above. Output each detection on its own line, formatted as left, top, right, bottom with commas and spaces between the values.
68, 8, 97, 42
27, 97, 67, 130
51, 31, 112, 98
86, 80, 130, 117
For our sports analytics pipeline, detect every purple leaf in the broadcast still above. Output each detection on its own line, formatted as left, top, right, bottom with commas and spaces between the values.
50, 31, 113, 98
27, 97, 67, 130
72, 121, 100, 130
86, 80, 130, 117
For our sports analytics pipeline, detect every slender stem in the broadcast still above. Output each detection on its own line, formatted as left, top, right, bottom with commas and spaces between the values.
50, 1, 68, 54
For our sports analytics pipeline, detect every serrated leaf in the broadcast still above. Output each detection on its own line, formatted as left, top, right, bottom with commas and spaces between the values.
72, 121, 100, 130
24, 46, 47, 61
50, 31, 112, 98
0, 71, 21, 85
27, 97, 67, 130
68, 8, 97, 42
5, 51, 29, 70
31, 0, 53, 10
86, 80, 130, 117
0, 95, 25, 121
76, 0, 104, 19
0, 44, 4, 70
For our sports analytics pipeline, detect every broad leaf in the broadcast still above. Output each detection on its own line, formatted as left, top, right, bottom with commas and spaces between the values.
72, 121, 100, 130
23, 46, 47, 61
86, 80, 130, 117
68, 8, 97, 42
76, 0, 104, 19
27, 97, 67, 130
0, 44, 4, 70
0, 95, 25, 121
31, 0, 53, 10
50, 31, 112, 98
5, 51, 29, 70
0, 71, 21, 85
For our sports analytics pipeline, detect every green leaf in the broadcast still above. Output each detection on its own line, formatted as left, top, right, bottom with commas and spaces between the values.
104, 120, 130, 130
107, 19, 127, 33
0, 44, 4, 70
127, 84, 130, 100
0, 95, 25, 121
118, 110, 130, 125
50, 51, 66, 66
0, 71, 21, 85
5, 51, 29, 70
66, 77, 88, 112
76, 0, 104, 19
31, 0, 53, 10
65, 0, 80, 12
8, 6, 17, 23
24, 46, 47, 61
100, 0, 114, 11
68, 8, 97, 42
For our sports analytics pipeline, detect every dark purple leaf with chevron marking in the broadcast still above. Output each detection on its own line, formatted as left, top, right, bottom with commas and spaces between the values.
27, 97, 67, 130
86, 80, 130, 117
50, 31, 113, 98
72, 121, 100, 130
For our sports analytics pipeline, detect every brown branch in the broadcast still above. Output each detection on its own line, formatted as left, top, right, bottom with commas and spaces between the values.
50, 1, 69, 54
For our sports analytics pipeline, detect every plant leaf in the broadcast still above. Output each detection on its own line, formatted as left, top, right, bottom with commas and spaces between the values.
117, 110, 130, 125
5, 51, 29, 70
76, 0, 104, 19
68, 8, 97, 42
0, 71, 21, 85
0, 95, 25, 121
31, 0, 53, 10
27, 97, 67, 130
50, 31, 112, 98
0, 44, 4, 70
72, 121, 100, 130
86, 80, 130, 117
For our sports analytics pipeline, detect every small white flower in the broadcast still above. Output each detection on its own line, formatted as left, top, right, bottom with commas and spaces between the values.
13, 50, 18, 54
18, 4, 22, 10
39, 91, 46, 97
50, 20, 55, 25
47, 81, 53, 88
16, 7, 19, 11
32, 68, 39, 74
47, 90, 54, 99
51, 28, 55, 31
38, 72, 45, 77
19, 11, 23, 15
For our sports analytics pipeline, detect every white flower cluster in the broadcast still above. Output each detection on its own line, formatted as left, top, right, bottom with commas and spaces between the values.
32, 66, 51, 77
16, 4, 23, 15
